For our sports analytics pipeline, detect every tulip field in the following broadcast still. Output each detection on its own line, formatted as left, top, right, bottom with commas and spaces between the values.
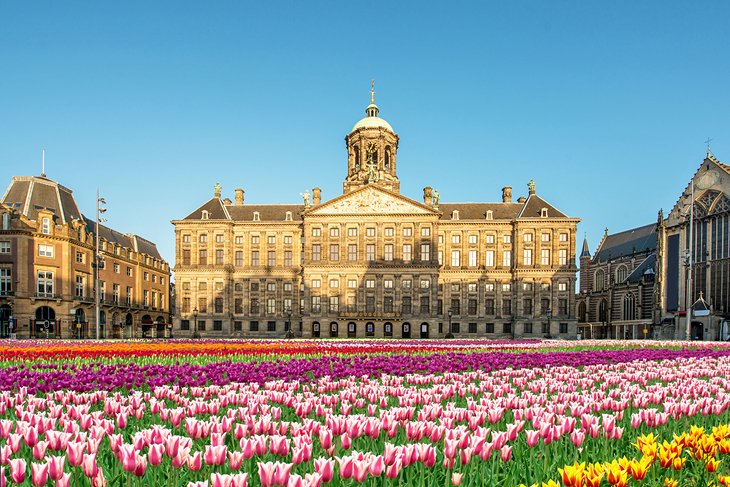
2, 340, 730, 486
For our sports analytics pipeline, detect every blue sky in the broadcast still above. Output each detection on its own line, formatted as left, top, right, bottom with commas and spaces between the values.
1, 1, 729, 271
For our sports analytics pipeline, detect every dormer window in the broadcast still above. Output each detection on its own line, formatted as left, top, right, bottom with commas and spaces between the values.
452, 210, 459, 220
485, 210, 493, 220
253, 211, 260, 222
41, 217, 50, 234
541, 208, 548, 218
201, 210, 209, 220
285, 211, 292, 222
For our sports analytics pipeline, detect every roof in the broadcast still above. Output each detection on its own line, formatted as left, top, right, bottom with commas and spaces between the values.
183, 198, 230, 220
82, 216, 163, 259
352, 115, 394, 132
580, 237, 591, 258
227, 204, 304, 222
594, 223, 656, 262
1, 174, 164, 261
1, 176, 83, 224
516, 194, 568, 219
438, 202, 522, 220
625, 253, 656, 284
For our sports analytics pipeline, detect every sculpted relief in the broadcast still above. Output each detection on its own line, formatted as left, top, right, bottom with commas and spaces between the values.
317, 187, 430, 215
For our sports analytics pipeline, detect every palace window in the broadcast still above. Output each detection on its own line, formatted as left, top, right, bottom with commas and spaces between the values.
421, 227, 431, 237
366, 244, 375, 261
384, 244, 393, 261
541, 249, 550, 266
420, 243, 430, 261
329, 279, 339, 289
485, 250, 494, 267
312, 228, 321, 237
284, 251, 292, 267
348, 244, 357, 261
559, 249, 568, 266
384, 227, 394, 237
312, 244, 321, 261
348, 227, 358, 237
0, 241, 10, 254
502, 250, 511, 267
523, 249, 532, 266
251, 251, 259, 267
403, 227, 412, 237
403, 244, 412, 261
268, 251, 276, 266
330, 244, 340, 261
199, 249, 207, 265
452, 234, 461, 244
366, 227, 375, 237
330, 227, 339, 237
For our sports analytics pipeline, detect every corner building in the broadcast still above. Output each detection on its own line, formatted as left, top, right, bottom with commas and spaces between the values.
172, 95, 580, 339
0, 175, 172, 339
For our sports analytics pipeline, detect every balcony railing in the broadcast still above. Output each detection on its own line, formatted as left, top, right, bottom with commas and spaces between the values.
34, 292, 61, 299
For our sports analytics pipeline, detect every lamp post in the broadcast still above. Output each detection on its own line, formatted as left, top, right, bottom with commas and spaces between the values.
446, 308, 454, 338
95, 190, 107, 340
686, 178, 694, 341
285, 308, 293, 339
546, 309, 552, 339
192, 307, 200, 339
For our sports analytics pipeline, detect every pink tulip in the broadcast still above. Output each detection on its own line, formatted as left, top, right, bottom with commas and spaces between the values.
353, 460, 369, 482
368, 456, 385, 476
525, 429, 540, 447
148, 444, 164, 466
67, 441, 86, 467
273, 462, 292, 485
336, 456, 354, 480
210, 473, 232, 487
26, 427, 39, 448
231, 473, 248, 487
204, 445, 227, 466
31, 462, 48, 487
82, 453, 98, 478
32, 441, 48, 461
8, 458, 25, 484
313, 458, 334, 483
287, 474, 304, 487
134, 455, 147, 477
452, 472, 463, 486
0, 445, 12, 465
228, 451, 245, 470
187, 451, 202, 471
92, 468, 107, 487
7, 435, 21, 454
56, 472, 71, 487
385, 459, 401, 479
500, 445, 512, 462
172, 449, 190, 468
0, 467, 5, 487
187, 482, 208, 487
165, 436, 180, 458
258, 462, 276, 487
48, 455, 66, 481
119, 445, 137, 473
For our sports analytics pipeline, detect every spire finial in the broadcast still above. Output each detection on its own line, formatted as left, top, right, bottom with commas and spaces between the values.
370, 79, 375, 104
705, 137, 713, 158
41, 148, 46, 177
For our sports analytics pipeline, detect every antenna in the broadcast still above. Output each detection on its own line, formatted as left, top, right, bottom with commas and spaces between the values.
41, 148, 46, 177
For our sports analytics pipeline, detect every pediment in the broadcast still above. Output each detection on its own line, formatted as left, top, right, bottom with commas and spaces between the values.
307, 186, 437, 216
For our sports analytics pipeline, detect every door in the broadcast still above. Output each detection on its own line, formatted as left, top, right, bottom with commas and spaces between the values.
312, 321, 320, 338
329, 322, 338, 338
347, 322, 357, 338
691, 321, 704, 341
420, 322, 429, 339
402, 322, 411, 339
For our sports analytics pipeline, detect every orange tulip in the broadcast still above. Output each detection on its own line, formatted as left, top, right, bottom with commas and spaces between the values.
558, 462, 585, 487
663, 478, 678, 487
628, 456, 652, 481
672, 456, 686, 471
705, 457, 720, 473
604, 461, 627, 487
718, 438, 730, 455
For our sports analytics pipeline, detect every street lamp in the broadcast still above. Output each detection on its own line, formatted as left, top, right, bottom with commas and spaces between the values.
95, 190, 107, 341
446, 308, 454, 339
546, 309, 552, 339
285, 308, 294, 339
192, 307, 200, 338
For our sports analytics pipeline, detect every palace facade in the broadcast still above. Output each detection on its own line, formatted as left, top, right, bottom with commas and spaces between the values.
172, 94, 580, 339
0, 175, 172, 339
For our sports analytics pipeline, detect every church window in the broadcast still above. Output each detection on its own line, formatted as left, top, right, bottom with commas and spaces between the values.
622, 293, 636, 320
616, 266, 628, 283
594, 269, 605, 291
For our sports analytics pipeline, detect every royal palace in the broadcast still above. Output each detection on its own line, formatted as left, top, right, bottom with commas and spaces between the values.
172, 91, 580, 339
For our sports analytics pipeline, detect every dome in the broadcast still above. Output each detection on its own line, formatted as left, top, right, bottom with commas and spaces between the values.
351, 103, 394, 132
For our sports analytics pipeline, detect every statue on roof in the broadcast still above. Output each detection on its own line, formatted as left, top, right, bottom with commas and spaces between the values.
301, 190, 310, 208
432, 189, 440, 209
214, 182, 222, 198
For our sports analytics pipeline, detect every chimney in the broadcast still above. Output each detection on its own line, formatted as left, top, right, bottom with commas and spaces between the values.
502, 186, 512, 203
223, 198, 232, 205
234, 188, 245, 205
517, 196, 527, 203
423, 186, 433, 206
312, 187, 321, 205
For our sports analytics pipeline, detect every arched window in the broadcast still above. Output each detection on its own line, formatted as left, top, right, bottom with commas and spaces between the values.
354, 146, 360, 172
622, 293, 636, 321
616, 266, 628, 284
598, 300, 608, 322
594, 269, 605, 291
578, 302, 587, 322
201, 210, 209, 220
384, 147, 391, 170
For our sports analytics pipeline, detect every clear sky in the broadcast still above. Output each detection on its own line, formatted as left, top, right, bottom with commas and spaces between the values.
1, 1, 729, 274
